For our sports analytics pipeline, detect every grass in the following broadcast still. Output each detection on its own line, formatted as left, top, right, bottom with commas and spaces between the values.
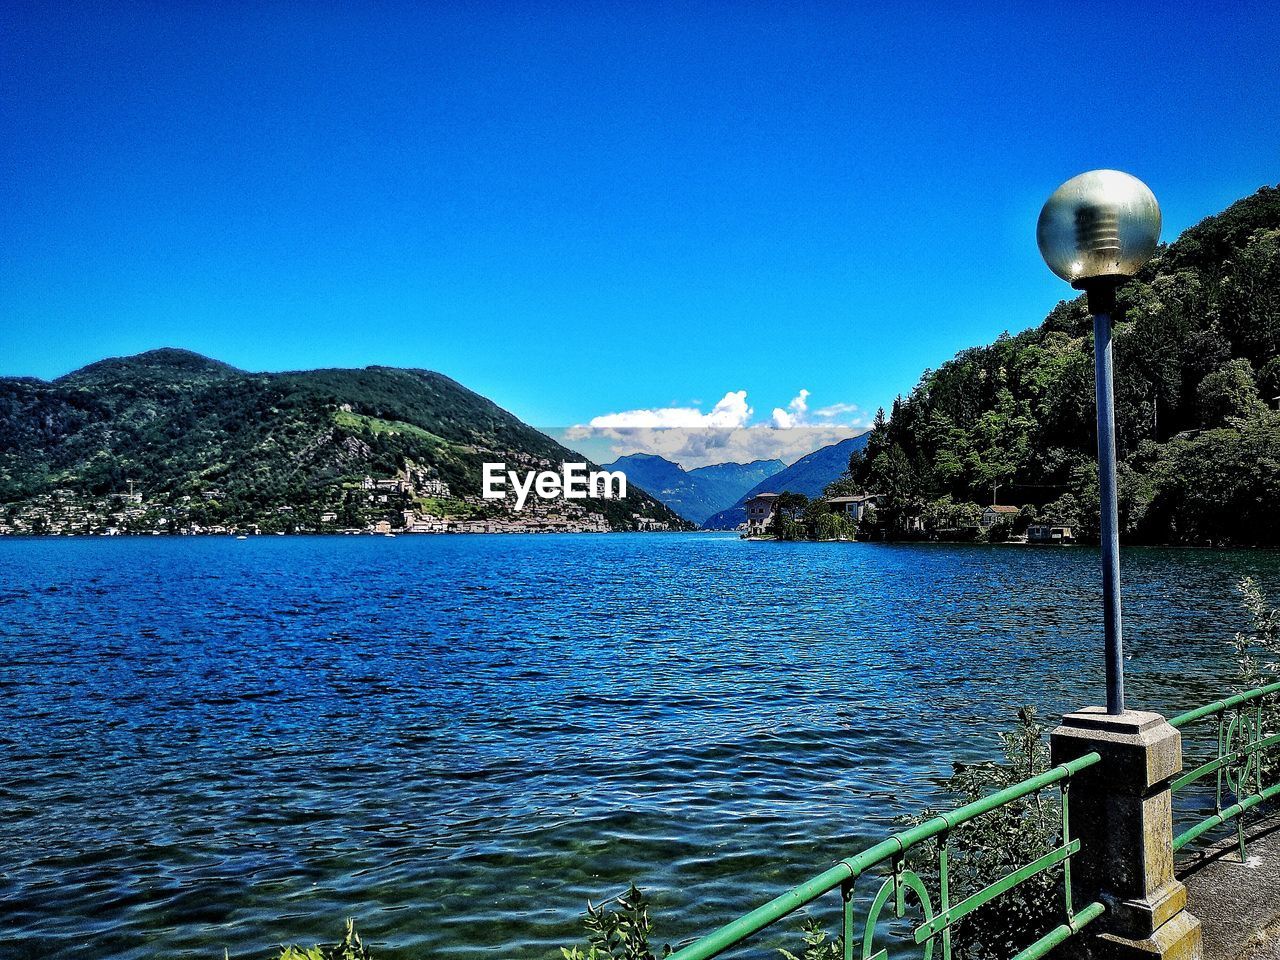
332, 410, 449, 447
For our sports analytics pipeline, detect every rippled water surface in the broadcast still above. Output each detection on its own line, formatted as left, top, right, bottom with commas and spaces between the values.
2, 535, 1278, 960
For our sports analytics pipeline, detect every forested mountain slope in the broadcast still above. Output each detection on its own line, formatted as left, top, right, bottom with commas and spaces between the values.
0, 349, 685, 532
840, 185, 1280, 545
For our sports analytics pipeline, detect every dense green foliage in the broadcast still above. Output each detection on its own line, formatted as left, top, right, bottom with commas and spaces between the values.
0, 349, 684, 532
1234, 576, 1280, 683
1231, 577, 1280, 782
839, 186, 1280, 545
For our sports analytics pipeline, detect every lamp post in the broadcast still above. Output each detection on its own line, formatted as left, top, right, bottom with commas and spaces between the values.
1037, 170, 1161, 715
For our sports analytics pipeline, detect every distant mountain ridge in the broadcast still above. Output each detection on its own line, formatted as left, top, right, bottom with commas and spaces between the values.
0, 349, 686, 533
599, 453, 783, 525
702, 433, 871, 529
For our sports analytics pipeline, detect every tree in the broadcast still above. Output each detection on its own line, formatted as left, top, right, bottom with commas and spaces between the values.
921, 497, 982, 540
1117, 271, 1204, 442
1259, 356, 1280, 408
1014, 504, 1037, 535
771, 492, 809, 540
1217, 228, 1280, 366
1196, 359, 1266, 427
1038, 492, 1080, 528
856, 505, 879, 540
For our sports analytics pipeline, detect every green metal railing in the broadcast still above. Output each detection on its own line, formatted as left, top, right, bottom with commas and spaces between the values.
1169, 680, 1280, 858
666, 752, 1104, 960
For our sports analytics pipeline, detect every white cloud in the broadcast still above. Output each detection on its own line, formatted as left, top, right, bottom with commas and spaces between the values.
563, 389, 870, 469
815, 402, 860, 418
566, 425, 865, 468
770, 388, 811, 429
587, 390, 751, 429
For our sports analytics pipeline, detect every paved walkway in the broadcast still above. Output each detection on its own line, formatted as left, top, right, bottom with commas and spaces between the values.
1178, 812, 1280, 960
1235, 919, 1280, 960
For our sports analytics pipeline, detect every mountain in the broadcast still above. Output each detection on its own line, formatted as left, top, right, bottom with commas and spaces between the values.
701, 433, 872, 529
598, 453, 783, 525
688, 459, 786, 495
843, 184, 1280, 545
0, 349, 689, 534
57, 347, 242, 387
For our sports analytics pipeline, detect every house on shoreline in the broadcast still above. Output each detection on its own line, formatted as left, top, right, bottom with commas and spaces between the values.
826, 493, 883, 523
743, 493, 780, 536
980, 504, 1019, 530
1028, 522, 1075, 543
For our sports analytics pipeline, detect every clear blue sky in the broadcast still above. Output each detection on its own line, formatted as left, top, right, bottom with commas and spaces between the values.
3, 1, 1277, 430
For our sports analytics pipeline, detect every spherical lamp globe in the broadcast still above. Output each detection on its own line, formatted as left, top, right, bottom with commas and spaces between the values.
1036, 170, 1161, 288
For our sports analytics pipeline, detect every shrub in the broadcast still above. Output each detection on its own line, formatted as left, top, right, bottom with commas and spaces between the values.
561, 884, 668, 960
903, 707, 1060, 960
1230, 577, 1280, 779
276, 920, 372, 960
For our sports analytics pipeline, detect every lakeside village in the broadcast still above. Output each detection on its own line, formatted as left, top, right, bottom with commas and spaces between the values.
0, 457, 675, 537
743, 491, 1076, 544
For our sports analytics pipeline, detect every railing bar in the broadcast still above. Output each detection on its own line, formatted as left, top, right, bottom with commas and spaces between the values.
1061, 780, 1075, 921
1170, 681, 1280, 729
914, 842, 1079, 942
1257, 702, 1268, 796
938, 834, 952, 960
664, 861, 855, 960
1171, 757, 1224, 792
840, 878, 855, 960
1173, 781, 1280, 852
1008, 901, 1106, 960
1171, 731, 1280, 792
1215, 714, 1227, 815
1251, 731, 1280, 755
894, 754, 1099, 851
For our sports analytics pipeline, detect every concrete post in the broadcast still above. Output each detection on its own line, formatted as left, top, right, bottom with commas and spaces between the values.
1051, 708, 1203, 960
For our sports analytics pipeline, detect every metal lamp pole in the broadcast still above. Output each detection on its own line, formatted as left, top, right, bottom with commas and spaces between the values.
1090, 281, 1124, 713
1037, 170, 1161, 715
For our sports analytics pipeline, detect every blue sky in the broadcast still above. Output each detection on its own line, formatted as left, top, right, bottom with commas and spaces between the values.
3, 1, 1278, 446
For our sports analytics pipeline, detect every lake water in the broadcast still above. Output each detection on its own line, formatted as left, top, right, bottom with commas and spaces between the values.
2, 534, 1277, 960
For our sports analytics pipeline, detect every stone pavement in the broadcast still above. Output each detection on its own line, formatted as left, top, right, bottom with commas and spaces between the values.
1235, 919, 1280, 960
1178, 812, 1280, 960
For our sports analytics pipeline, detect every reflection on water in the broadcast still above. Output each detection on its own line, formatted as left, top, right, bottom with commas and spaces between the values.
1, 535, 1275, 959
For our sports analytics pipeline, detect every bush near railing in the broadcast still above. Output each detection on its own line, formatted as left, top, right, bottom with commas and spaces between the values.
1231, 577, 1280, 781
1164, 577, 1280, 861
902, 708, 1064, 960
560, 884, 669, 960
1164, 577, 1280, 860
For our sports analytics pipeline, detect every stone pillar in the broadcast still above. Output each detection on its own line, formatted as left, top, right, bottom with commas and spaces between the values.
1050, 708, 1203, 960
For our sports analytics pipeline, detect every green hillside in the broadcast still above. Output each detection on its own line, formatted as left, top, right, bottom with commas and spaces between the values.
842, 185, 1280, 545
0, 349, 687, 534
